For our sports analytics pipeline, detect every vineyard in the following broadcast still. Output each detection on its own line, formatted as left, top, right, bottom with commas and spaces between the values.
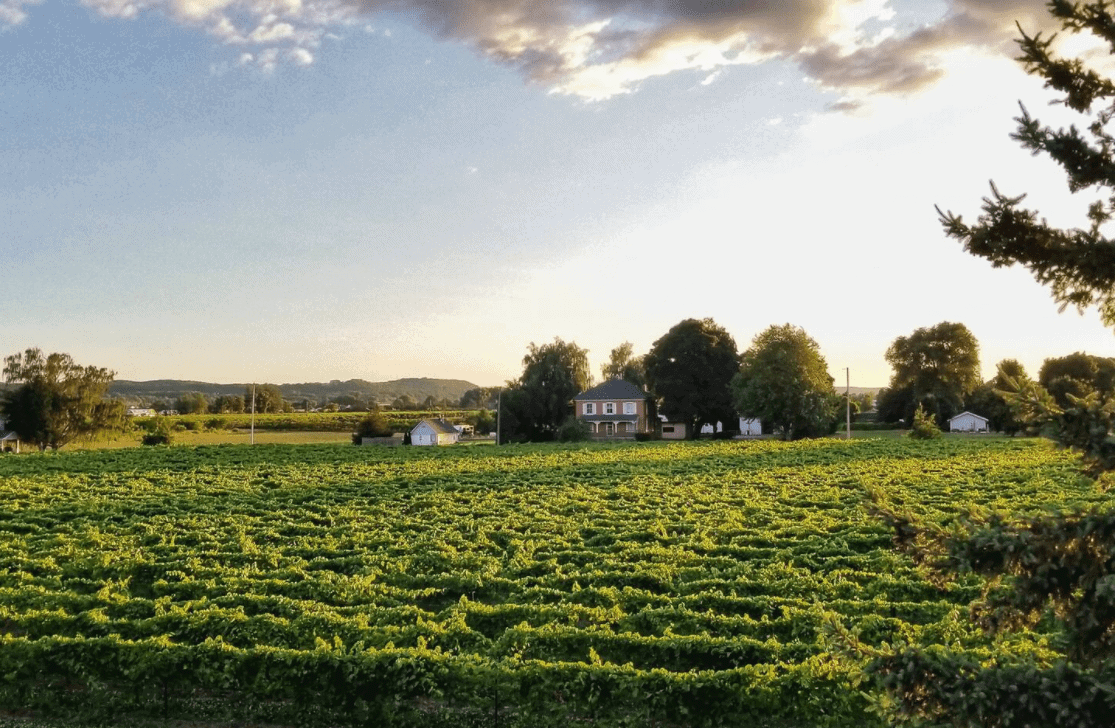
0, 438, 1099, 726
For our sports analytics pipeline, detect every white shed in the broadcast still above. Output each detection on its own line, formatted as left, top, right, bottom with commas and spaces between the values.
949, 411, 989, 433
739, 417, 762, 437
410, 418, 461, 446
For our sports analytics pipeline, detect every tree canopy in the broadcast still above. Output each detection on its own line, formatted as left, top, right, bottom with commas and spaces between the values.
0, 348, 125, 450
644, 318, 739, 439
245, 384, 287, 414
732, 324, 837, 440
881, 321, 981, 426
601, 342, 646, 389
500, 338, 592, 442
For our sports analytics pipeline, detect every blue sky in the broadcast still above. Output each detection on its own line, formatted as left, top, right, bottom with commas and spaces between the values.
3, 0, 1111, 387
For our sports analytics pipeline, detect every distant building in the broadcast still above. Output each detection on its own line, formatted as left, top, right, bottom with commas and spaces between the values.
949, 411, 989, 433
411, 418, 461, 446
573, 379, 657, 438
739, 417, 762, 437
127, 407, 157, 418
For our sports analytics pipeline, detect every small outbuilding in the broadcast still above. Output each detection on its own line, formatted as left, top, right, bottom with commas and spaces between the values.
0, 428, 20, 454
949, 411, 989, 433
410, 418, 461, 446
739, 417, 762, 437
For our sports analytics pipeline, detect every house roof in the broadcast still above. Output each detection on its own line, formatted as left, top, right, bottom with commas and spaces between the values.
948, 411, 988, 423
413, 418, 459, 435
574, 379, 648, 401
0, 431, 18, 441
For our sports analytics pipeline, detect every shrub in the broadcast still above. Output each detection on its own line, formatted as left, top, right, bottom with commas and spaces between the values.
558, 418, 592, 442
142, 422, 173, 446
205, 418, 227, 431
908, 405, 941, 440
354, 410, 393, 440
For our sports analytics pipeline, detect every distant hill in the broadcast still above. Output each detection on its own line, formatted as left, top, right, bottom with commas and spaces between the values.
108, 378, 482, 406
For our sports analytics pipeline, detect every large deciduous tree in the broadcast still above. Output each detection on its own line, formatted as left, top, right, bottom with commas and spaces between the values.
601, 342, 646, 389
882, 321, 981, 427
245, 384, 286, 414
644, 318, 739, 439
732, 324, 837, 440
500, 338, 592, 442
862, 4, 1115, 726
0, 348, 126, 450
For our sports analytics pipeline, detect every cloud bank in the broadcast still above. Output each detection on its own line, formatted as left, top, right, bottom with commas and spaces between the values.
6, 0, 1055, 100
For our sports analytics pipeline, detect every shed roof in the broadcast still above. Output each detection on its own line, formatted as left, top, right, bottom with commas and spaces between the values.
413, 418, 459, 435
574, 379, 648, 401
948, 411, 988, 423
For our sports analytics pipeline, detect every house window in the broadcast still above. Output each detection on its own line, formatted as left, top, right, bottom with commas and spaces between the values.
663, 426, 675, 433
604, 402, 616, 415
584, 403, 595, 415
622, 402, 636, 415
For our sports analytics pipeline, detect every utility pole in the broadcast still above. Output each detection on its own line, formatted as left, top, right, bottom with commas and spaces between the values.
251, 383, 256, 445
845, 368, 851, 441
496, 387, 502, 446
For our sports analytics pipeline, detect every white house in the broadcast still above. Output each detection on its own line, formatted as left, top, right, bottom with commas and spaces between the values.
410, 418, 461, 446
0, 426, 19, 454
127, 407, 157, 418
949, 411, 989, 433
739, 417, 762, 437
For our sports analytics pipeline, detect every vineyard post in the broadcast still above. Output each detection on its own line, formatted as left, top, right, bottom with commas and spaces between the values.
251, 384, 256, 445
496, 387, 501, 446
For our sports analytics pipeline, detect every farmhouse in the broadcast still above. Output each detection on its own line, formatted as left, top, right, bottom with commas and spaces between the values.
574, 379, 657, 438
949, 411, 990, 433
410, 418, 461, 446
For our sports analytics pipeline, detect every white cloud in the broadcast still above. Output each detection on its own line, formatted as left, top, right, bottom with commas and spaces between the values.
288, 46, 313, 65
23, 0, 1070, 96
0, 0, 41, 27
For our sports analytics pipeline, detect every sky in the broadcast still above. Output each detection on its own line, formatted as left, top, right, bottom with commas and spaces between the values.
2, 0, 1113, 388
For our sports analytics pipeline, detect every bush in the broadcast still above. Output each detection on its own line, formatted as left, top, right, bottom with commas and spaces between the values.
908, 405, 941, 440
354, 410, 393, 440
142, 422, 173, 446
557, 418, 592, 442
205, 417, 228, 431
634, 432, 652, 442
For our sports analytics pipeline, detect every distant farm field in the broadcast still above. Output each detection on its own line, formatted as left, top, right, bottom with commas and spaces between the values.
0, 438, 1097, 727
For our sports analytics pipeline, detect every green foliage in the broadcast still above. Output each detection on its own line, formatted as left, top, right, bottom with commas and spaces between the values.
0, 438, 1098, 726
209, 393, 245, 414
140, 421, 173, 446
733, 324, 837, 441
644, 318, 740, 439
0, 348, 126, 451
353, 408, 393, 441
468, 408, 496, 434
907, 404, 941, 440
1039, 352, 1115, 409
557, 417, 592, 442
884, 322, 981, 427
501, 338, 592, 442
245, 384, 287, 414
865, 7, 1115, 723
173, 392, 207, 415
601, 342, 646, 389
